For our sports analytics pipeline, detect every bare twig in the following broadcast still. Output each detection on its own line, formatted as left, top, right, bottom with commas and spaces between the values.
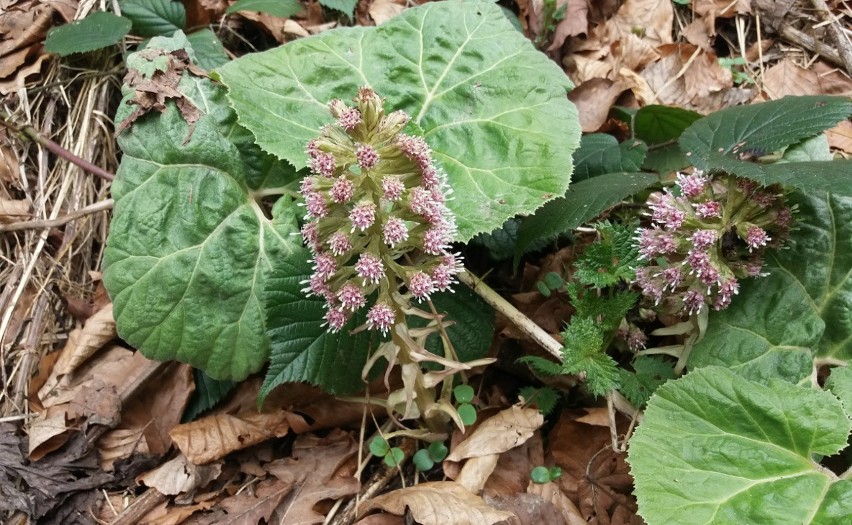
108, 487, 168, 525
754, 0, 847, 70
809, 0, 852, 75
0, 111, 115, 182
0, 199, 114, 233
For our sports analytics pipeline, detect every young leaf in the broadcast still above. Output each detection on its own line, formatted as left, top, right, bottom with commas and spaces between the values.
632, 105, 702, 145
690, 191, 852, 381
530, 466, 551, 484
679, 95, 852, 168
453, 385, 474, 404
517, 356, 563, 377
412, 449, 434, 471
697, 154, 852, 196
427, 441, 448, 462
617, 355, 674, 408
572, 134, 648, 181
628, 366, 852, 525
518, 386, 559, 415
567, 284, 638, 332
514, 172, 659, 266
216, 0, 580, 242
573, 222, 640, 287
369, 436, 390, 457
226, 0, 303, 18
319, 0, 357, 18
119, 0, 186, 37
104, 34, 299, 380
185, 29, 230, 70
45, 12, 132, 56
559, 317, 619, 396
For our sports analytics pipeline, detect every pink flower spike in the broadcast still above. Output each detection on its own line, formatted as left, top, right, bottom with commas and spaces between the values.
382, 176, 405, 201
431, 264, 455, 291
337, 282, 367, 311
313, 253, 337, 279
349, 201, 376, 231
305, 192, 328, 219
408, 271, 435, 301
325, 307, 347, 332
746, 225, 770, 252
638, 228, 677, 259
382, 216, 409, 247
338, 108, 362, 131
300, 222, 319, 251
627, 327, 647, 351
366, 303, 396, 334
355, 253, 385, 284
328, 232, 353, 256
330, 177, 355, 203
690, 229, 718, 249
356, 144, 379, 169
676, 172, 709, 198
695, 200, 722, 219
310, 152, 336, 177
683, 290, 705, 315
423, 226, 450, 255
304, 273, 330, 297
661, 266, 683, 291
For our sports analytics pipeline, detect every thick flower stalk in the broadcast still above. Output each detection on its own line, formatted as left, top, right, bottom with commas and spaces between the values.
299, 87, 461, 334
635, 171, 792, 316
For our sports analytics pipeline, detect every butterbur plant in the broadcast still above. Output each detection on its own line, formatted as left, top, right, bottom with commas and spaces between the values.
635, 171, 793, 315
299, 88, 461, 334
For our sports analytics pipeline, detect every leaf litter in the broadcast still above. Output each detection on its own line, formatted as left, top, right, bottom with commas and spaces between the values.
3, 0, 852, 523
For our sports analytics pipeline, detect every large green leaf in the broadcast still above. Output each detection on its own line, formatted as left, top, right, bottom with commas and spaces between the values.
628, 367, 852, 525
825, 366, 852, 419
691, 192, 852, 378
44, 12, 132, 56
185, 29, 230, 70
633, 105, 702, 145
679, 95, 852, 165
319, 0, 357, 17
104, 35, 299, 380
572, 134, 647, 182
513, 172, 659, 265
119, 0, 186, 37
216, 0, 580, 242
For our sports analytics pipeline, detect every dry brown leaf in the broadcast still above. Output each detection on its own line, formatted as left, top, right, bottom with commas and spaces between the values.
138, 455, 222, 496
170, 408, 309, 464
51, 303, 116, 378
27, 406, 72, 460
0, 53, 50, 95
762, 59, 852, 99
97, 427, 151, 471
682, 18, 711, 50
608, 0, 673, 46
0, 2, 52, 56
355, 515, 404, 525
266, 430, 359, 524
446, 406, 544, 462
546, 0, 589, 52
568, 77, 626, 132
0, 140, 19, 184
694, 0, 750, 20
0, 45, 32, 78
827, 120, 852, 153
369, 0, 405, 25
213, 477, 294, 524
486, 492, 569, 525
139, 500, 216, 525
483, 432, 544, 498
361, 481, 515, 525
456, 453, 499, 493
575, 406, 609, 426
526, 482, 585, 525
0, 197, 29, 221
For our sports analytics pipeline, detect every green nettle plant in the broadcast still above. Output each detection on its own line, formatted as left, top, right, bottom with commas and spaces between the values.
101, 1, 852, 523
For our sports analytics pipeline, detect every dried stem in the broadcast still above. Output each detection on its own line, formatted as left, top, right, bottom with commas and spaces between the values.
0, 199, 114, 233
0, 111, 115, 182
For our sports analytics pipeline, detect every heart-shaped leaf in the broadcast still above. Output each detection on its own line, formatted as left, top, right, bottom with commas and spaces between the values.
216, 0, 580, 242
629, 366, 852, 525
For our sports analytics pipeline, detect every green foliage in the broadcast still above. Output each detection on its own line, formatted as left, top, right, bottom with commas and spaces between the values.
369, 436, 390, 457
514, 172, 659, 266
617, 356, 674, 408
182, 369, 237, 422
384, 447, 405, 467
566, 284, 638, 332
185, 29, 230, 70
457, 404, 477, 426
412, 449, 434, 471
427, 441, 448, 462
215, 0, 580, 242
119, 0, 186, 38
319, 0, 358, 18
718, 57, 753, 85
226, 0, 303, 18
413, 440, 450, 471
537, 272, 564, 297
453, 385, 474, 404
45, 12, 132, 56
573, 222, 640, 287
572, 134, 648, 181
518, 386, 559, 415
690, 191, 852, 381
679, 96, 852, 194
630, 105, 701, 172
104, 35, 299, 381
629, 367, 852, 525
825, 367, 852, 419
530, 466, 562, 484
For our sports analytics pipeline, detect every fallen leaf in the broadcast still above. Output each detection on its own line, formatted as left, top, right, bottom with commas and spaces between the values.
170, 407, 309, 464
51, 303, 116, 378
446, 406, 544, 462
139, 500, 216, 525
0, 52, 50, 95
486, 492, 570, 525
483, 432, 544, 498
138, 455, 222, 496
575, 406, 609, 426
456, 453, 499, 493
210, 477, 293, 524
526, 482, 586, 525
682, 18, 711, 49
546, 0, 589, 52
266, 430, 360, 525
27, 406, 72, 460
361, 481, 515, 525
0, 197, 29, 221
369, 0, 405, 25
762, 59, 852, 99
568, 77, 627, 132
607, 0, 673, 46
827, 120, 852, 153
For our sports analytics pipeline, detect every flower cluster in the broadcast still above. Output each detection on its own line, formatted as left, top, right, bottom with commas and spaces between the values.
635, 171, 792, 316
300, 87, 461, 334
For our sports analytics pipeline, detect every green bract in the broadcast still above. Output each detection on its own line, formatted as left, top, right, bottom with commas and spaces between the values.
215, 0, 580, 242
629, 367, 852, 525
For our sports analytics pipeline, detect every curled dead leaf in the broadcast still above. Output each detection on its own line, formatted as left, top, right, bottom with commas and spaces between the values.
0, 198, 29, 222
446, 406, 544, 462
361, 481, 515, 525
369, 0, 405, 25
138, 454, 222, 496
